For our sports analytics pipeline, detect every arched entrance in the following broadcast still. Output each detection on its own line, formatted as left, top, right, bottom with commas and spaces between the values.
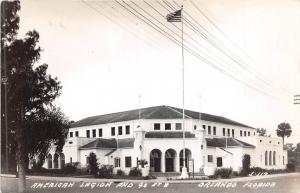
150, 149, 162, 172
165, 149, 176, 172
47, 154, 52, 169
179, 148, 192, 172
54, 153, 59, 169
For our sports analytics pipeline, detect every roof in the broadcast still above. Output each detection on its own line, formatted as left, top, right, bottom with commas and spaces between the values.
79, 138, 134, 149
145, 131, 195, 138
71, 105, 253, 129
206, 137, 255, 148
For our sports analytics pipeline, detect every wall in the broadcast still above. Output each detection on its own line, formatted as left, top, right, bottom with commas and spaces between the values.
237, 136, 287, 169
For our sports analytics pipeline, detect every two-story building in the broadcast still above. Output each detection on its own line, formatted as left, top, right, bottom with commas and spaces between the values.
42, 105, 287, 175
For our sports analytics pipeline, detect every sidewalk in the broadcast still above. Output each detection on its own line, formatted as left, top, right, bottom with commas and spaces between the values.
1, 172, 299, 184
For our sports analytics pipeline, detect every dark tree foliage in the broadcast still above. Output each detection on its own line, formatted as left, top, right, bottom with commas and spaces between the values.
241, 154, 251, 176
1, 1, 70, 192
256, 128, 267, 136
87, 152, 99, 176
0, 0, 20, 43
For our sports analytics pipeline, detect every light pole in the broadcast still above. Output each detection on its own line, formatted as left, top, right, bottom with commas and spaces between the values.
1, 76, 8, 174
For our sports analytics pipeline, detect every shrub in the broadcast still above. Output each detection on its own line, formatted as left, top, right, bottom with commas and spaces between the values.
143, 175, 156, 180
87, 152, 99, 176
96, 165, 113, 178
31, 163, 43, 171
129, 167, 142, 177
286, 163, 295, 172
116, 169, 125, 176
213, 168, 232, 179
63, 163, 77, 174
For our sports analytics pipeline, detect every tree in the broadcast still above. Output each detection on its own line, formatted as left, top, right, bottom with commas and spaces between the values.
241, 154, 251, 176
1, 1, 69, 192
256, 128, 267, 136
285, 143, 295, 152
276, 122, 292, 146
87, 152, 99, 176
1, 0, 20, 172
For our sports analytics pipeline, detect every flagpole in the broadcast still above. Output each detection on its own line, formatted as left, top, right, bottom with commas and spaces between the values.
180, 5, 188, 179
182, 4, 185, 168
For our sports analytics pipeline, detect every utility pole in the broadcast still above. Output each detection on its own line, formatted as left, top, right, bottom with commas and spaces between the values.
294, 95, 300, 104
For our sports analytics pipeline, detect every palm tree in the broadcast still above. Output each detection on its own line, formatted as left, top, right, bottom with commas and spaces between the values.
276, 122, 292, 146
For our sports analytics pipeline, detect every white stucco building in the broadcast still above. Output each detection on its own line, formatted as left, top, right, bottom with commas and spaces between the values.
43, 105, 287, 175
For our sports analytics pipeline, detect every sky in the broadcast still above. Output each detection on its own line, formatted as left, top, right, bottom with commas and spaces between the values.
18, 0, 300, 144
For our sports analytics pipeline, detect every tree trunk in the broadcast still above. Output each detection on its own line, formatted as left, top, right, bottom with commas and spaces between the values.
282, 136, 285, 148
16, 104, 26, 193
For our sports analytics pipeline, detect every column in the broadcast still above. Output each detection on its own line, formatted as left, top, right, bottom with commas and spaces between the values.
176, 152, 180, 172
161, 151, 165, 172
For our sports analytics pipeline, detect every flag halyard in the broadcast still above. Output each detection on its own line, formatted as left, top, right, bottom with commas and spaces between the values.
166, 9, 182, 22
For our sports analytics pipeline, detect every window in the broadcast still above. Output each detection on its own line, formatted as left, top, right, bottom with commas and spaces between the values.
213, 127, 216, 135
217, 157, 222, 167
68, 141, 73, 144
194, 125, 197, 130
114, 158, 120, 167
111, 127, 115, 136
165, 123, 171, 130
176, 123, 182, 130
260, 140, 262, 142
208, 155, 213, 163
125, 125, 130, 134
98, 129, 102, 137
254, 132, 256, 136
283, 156, 285, 165
86, 130, 90, 138
208, 126, 211, 135
118, 126, 122, 135
223, 128, 226, 136
240, 130, 243, 137
232, 129, 234, 138
154, 123, 160, 130
227, 129, 230, 137
69, 132, 73, 138
244, 131, 246, 136
92, 129, 96, 137
202, 125, 206, 130
125, 156, 132, 167
75, 131, 79, 137
273, 151, 276, 165
248, 131, 250, 136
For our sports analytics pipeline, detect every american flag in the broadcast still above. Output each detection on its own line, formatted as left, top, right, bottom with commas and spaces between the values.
166, 9, 182, 22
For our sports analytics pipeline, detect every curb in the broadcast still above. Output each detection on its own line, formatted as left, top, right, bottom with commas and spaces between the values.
1, 172, 299, 184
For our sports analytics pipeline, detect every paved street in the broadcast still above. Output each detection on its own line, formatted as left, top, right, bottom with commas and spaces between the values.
1, 173, 300, 193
